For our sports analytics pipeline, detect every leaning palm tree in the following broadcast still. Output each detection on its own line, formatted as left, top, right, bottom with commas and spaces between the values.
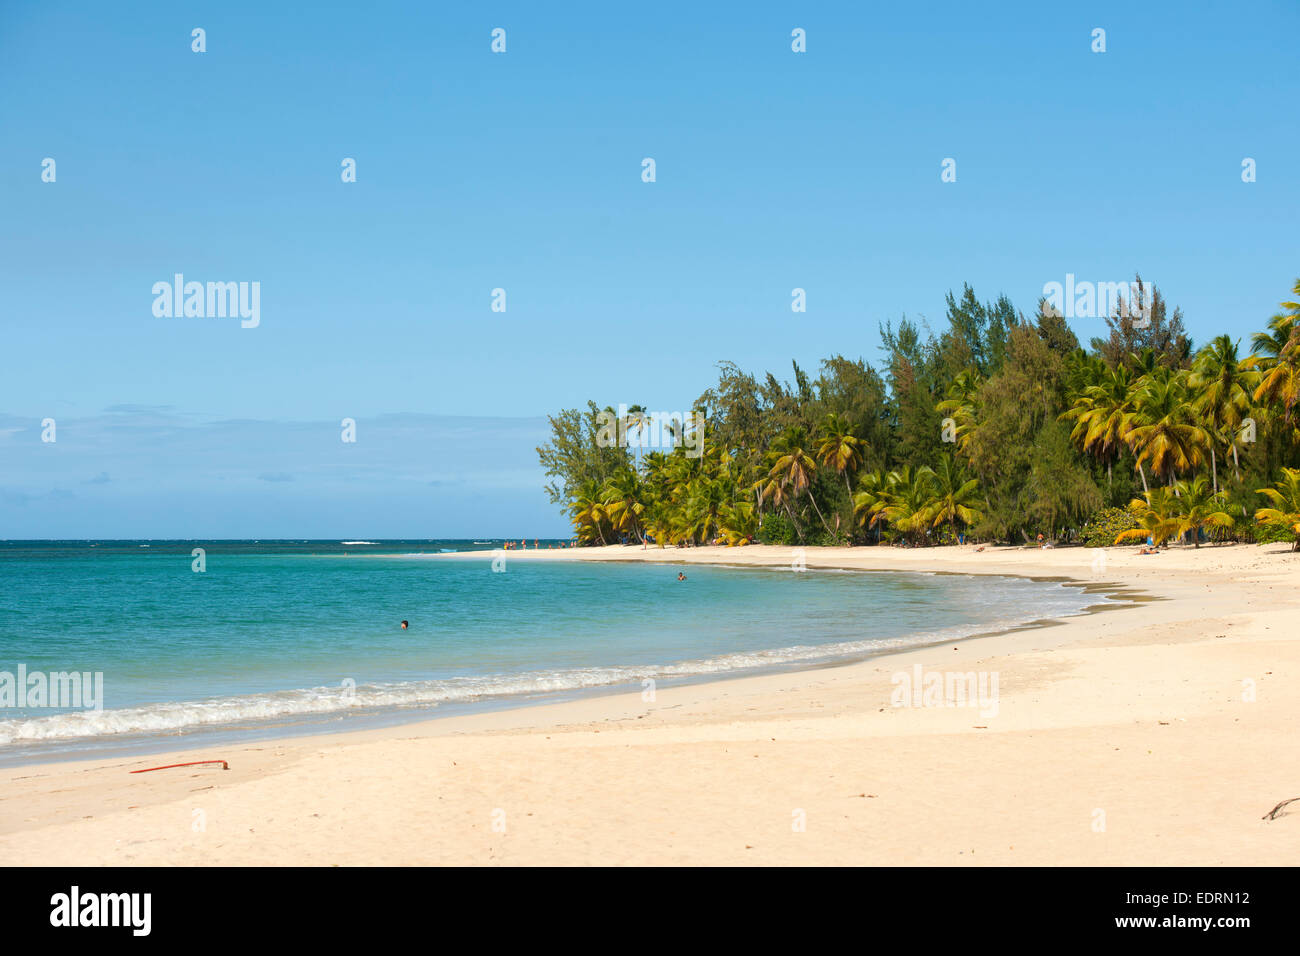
602, 467, 647, 545
1256, 468, 1300, 551
568, 479, 609, 546
815, 413, 864, 494
757, 428, 834, 539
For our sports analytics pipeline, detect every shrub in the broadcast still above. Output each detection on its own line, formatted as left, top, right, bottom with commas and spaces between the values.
757, 511, 797, 545
804, 528, 837, 547
1253, 519, 1300, 546
930, 527, 959, 546
1080, 507, 1139, 547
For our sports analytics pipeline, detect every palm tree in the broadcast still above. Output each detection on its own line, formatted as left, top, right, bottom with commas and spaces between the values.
1168, 475, 1235, 547
1060, 363, 1138, 490
568, 479, 609, 546
717, 497, 757, 546
757, 428, 834, 539
1256, 468, 1300, 551
1114, 488, 1182, 547
1249, 310, 1296, 366
1128, 347, 1161, 377
602, 467, 647, 545
1188, 335, 1257, 490
1126, 371, 1208, 491
642, 496, 680, 549
1063, 350, 1106, 399
682, 475, 727, 544
936, 370, 982, 453
852, 468, 890, 541
816, 413, 864, 494
874, 466, 938, 546
1250, 288, 1300, 428
925, 454, 983, 540
622, 404, 650, 465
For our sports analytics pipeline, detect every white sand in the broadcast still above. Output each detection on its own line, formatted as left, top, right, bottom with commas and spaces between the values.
2, 542, 1297, 865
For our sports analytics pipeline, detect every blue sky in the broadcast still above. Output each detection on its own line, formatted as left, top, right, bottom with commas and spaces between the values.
2, 1, 1297, 537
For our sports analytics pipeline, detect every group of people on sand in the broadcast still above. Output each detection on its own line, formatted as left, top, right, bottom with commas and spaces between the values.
502, 539, 572, 550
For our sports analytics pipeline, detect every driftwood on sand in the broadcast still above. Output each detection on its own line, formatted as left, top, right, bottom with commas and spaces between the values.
1263, 797, 1300, 820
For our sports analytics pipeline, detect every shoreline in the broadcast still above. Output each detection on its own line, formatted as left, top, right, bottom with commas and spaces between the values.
0, 553, 1135, 769
3, 542, 1297, 865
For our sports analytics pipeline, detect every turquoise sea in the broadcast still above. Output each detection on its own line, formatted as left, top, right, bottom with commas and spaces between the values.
0, 541, 1105, 763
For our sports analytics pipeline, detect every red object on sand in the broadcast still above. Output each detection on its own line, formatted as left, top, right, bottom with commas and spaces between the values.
129, 759, 229, 773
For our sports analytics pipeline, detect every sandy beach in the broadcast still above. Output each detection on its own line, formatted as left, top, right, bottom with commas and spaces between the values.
2, 542, 1297, 866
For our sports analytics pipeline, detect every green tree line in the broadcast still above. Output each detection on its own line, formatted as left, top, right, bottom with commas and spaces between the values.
537, 276, 1300, 550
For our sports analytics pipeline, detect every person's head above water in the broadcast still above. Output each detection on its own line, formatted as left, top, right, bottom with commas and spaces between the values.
400, 620, 409, 629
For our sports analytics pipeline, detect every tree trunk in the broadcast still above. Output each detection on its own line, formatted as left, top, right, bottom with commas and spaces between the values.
806, 492, 835, 539
783, 499, 804, 543
1137, 462, 1150, 501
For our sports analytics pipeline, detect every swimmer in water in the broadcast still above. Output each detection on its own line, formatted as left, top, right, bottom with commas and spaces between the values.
401, 620, 409, 629
677, 572, 686, 581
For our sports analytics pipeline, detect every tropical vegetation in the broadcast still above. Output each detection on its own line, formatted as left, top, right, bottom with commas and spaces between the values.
537, 277, 1300, 551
